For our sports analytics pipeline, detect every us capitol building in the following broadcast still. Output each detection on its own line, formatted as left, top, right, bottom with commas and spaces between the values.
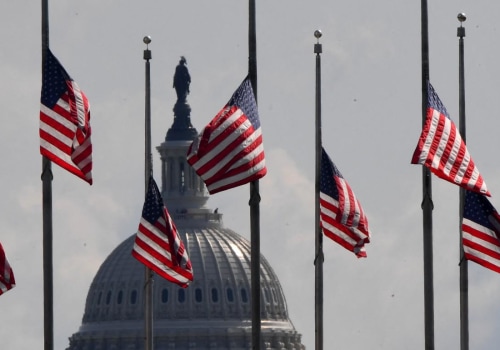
66, 57, 305, 349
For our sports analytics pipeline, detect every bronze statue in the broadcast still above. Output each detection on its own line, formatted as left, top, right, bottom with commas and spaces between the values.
173, 56, 191, 102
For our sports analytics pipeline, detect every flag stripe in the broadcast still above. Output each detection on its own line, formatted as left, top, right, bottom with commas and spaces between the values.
462, 191, 500, 274
39, 49, 92, 185
187, 77, 266, 194
132, 177, 193, 287
320, 148, 371, 258
412, 82, 488, 195
0, 243, 15, 296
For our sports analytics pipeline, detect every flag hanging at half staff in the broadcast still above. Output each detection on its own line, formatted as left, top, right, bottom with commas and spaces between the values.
319, 148, 371, 258
0, 242, 16, 296
39, 49, 93, 185
187, 76, 266, 194
462, 190, 500, 274
411, 81, 489, 196
132, 176, 193, 288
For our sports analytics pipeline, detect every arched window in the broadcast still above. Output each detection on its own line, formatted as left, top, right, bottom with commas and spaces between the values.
178, 288, 186, 303
130, 290, 138, 305
226, 287, 234, 303
106, 291, 112, 305
211, 288, 219, 303
117, 290, 123, 305
241, 288, 248, 303
195, 288, 203, 303
161, 289, 169, 303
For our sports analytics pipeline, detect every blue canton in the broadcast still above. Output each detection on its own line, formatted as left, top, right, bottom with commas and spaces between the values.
41, 49, 71, 108
320, 147, 344, 201
142, 177, 164, 224
464, 191, 495, 229
229, 77, 260, 129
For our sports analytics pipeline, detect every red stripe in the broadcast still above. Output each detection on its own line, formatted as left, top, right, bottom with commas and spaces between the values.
133, 236, 192, 279
204, 137, 264, 186
208, 167, 267, 194
132, 251, 192, 288
423, 110, 444, 167
463, 225, 500, 247
464, 252, 500, 274
195, 115, 254, 176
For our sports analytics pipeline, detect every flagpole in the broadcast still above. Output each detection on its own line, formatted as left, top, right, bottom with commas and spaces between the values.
457, 13, 469, 350
41, 0, 54, 349
313, 29, 324, 350
248, 0, 262, 348
421, 0, 435, 349
143, 36, 154, 350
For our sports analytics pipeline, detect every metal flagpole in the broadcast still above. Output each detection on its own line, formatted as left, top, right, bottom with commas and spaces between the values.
143, 36, 154, 350
248, 0, 262, 348
313, 29, 324, 350
457, 13, 469, 350
420, 0, 435, 349
41, 0, 54, 349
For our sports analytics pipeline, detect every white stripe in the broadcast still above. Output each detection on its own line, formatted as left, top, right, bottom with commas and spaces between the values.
207, 155, 266, 192
40, 140, 77, 167
430, 115, 452, 169
451, 147, 470, 182
136, 219, 173, 260
337, 178, 352, 225
190, 110, 250, 174
208, 108, 245, 142
69, 81, 88, 128
225, 130, 263, 171
464, 244, 500, 270
441, 126, 461, 177
419, 110, 440, 162
132, 243, 190, 283
463, 220, 500, 254
320, 193, 369, 240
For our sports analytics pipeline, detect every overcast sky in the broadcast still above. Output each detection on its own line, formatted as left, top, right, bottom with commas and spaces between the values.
1, 1, 500, 349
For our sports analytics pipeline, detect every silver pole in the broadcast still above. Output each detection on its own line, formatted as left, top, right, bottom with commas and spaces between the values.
457, 13, 469, 350
143, 36, 154, 350
313, 29, 324, 350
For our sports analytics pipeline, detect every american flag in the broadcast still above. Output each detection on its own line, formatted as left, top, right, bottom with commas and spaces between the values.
320, 148, 371, 258
187, 77, 266, 194
132, 176, 193, 287
462, 190, 500, 274
411, 82, 488, 196
0, 242, 16, 296
39, 49, 93, 185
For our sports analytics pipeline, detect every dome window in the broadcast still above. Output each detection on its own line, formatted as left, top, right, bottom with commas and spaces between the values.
211, 288, 219, 303
96, 292, 102, 306
161, 289, 169, 303
226, 288, 234, 303
264, 289, 271, 304
105, 291, 112, 305
240, 288, 248, 303
130, 290, 138, 305
195, 288, 203, 303
117, 291, 123, 305
178, 288, 186, 303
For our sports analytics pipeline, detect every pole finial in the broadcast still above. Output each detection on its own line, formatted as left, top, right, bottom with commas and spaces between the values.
143, 36, 152, 60
457, 14, 466, 38
457, 13, 466, 25
314, 30, 322, 54
314, 29, 322, 42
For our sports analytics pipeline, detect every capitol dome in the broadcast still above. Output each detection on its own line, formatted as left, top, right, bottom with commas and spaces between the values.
66, 61, 304, 349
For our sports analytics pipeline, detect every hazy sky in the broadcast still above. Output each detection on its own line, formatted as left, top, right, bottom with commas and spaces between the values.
2, 1, 500, 349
